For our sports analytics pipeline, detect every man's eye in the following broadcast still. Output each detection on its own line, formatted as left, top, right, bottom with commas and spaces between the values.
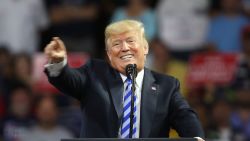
128, 40, 135, 43
113, 43, 120, 46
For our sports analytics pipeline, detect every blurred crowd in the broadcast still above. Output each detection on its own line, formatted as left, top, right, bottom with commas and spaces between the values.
1, 0, 250, 141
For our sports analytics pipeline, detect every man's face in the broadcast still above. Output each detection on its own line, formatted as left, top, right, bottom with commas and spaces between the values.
106, 31, 148, 74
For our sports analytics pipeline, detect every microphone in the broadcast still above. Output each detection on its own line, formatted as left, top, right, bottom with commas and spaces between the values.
125, 64, 137, 138
125, 64, 137, 79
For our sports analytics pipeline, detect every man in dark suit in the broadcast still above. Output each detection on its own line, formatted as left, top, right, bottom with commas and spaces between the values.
44, 20, 204, 140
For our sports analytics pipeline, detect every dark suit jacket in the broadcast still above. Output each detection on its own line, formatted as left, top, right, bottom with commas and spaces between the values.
45, 59, 204, 138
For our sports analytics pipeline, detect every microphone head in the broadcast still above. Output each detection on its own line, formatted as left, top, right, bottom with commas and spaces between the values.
125, 64, 137, 79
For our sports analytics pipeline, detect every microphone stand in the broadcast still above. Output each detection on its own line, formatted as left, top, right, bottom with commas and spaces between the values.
129, 67, 136, 138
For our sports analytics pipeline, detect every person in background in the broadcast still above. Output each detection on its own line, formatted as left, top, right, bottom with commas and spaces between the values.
0, 47, 11, 96
111, 0, 156, 42
2, 84, 34, 141
156, 0, 209, 61
232, 24, 250, 90
206, 99, 232, 140
146, 38, 170, 73
149, 38, 189, 96
206, 0, 249, 53
11, 53, 33, 88
0, 47, 10, 76
0, 0, 49, 54
242, 0, 250, 17
0, 53, 33, 103
231, 89, 250, 141
58, 98, 82, 137
27, 96, 73, 141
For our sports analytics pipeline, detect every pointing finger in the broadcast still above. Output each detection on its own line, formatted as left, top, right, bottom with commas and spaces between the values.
53, 37, 66, 51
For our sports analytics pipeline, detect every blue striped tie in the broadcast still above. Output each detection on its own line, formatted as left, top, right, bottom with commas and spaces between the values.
121, 78, 137, 138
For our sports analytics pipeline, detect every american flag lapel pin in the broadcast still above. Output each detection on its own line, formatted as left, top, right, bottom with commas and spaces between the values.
151, 86, 157, 91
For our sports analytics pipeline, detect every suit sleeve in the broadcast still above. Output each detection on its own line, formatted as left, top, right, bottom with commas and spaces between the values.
44, 62, 89, 100
169, 78, 205, 138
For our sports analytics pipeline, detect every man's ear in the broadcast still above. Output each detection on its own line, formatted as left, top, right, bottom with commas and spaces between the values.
144, 40, 149, 55
106, 49, 112, 61
144, 46, 149, 55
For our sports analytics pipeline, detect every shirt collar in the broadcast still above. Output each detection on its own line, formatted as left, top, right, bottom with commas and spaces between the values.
120, 69, 144, 87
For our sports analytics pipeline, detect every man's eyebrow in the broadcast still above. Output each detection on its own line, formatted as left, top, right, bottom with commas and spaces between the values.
112, 39, 121, 43
126, 37, 136, 39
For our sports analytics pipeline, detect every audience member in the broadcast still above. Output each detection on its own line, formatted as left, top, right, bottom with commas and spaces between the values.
0, 47, 10, 74
146, 38, 169, 73
156, 0, 209, 61
149, 38, 189, 95
11, 53, 33, 88
27, 96, 73, 141
207, 99, 232, 140
232, 25, 250, 90
0, 47, 11, 95
231, 89, 250, 141
0, 0, 49, 54
206, 0, 249, 53
3, 85, 34, 141
242, 0, 250, 17
58, 98, 82, 137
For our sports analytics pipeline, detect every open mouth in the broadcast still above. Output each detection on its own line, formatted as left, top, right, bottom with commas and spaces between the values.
120, 54, 134, 60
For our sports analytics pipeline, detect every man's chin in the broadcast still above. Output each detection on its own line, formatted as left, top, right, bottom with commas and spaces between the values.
122, 60, 136, 65
111, 61, 137, 74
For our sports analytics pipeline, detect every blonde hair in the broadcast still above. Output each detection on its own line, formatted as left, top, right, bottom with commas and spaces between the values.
105, 20, 149, 50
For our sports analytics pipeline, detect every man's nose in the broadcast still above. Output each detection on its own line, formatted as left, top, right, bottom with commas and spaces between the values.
121, 42, 130, 51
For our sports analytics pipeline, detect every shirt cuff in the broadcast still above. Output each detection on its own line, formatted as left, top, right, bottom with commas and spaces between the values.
194, 137, 204, 141
44, 58, 67, 77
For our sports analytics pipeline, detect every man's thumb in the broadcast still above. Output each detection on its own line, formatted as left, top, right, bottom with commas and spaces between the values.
53, 37, 66, 50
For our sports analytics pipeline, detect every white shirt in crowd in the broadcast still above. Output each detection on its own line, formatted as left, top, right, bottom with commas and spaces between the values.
0, 0, 49, 54
157, 0, 209, 51
24, 126, 73, 141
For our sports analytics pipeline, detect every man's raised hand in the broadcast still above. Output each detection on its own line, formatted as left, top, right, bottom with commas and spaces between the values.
44, 37, 67, 63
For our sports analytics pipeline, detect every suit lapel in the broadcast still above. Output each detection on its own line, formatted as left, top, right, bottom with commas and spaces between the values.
140, 68, 158, 137
106, 67, 124, 122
